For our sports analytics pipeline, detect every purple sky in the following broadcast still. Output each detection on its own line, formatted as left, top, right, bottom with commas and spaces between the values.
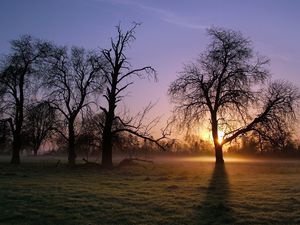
1, 0, 300, 134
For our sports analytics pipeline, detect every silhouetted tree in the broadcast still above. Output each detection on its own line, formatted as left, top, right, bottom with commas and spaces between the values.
80, 112, 124, 152
23, 101, 56, 156
169, 27, 299, 164
100, 24, 169, 168
0, 35, 53, 164
74, 112, 106, 160
45, 46, 105, 165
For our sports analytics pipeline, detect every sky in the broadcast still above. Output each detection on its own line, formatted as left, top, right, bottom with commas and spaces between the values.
1, 0, 300, 136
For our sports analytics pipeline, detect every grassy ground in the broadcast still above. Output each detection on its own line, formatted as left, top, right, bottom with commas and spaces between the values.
1, 156, 300, 225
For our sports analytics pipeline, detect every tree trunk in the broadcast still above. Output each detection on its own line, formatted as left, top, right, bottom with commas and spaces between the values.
215, 144, 224, 164
211, 112, 224, 164
33, 148, 38, 156
101, 128, 113, 169
11, 70, 25, 164
68, 121, 76, 166
101, 112, 114, 169
11, 134, 21, 164
33, 142, 39, 156
33, 140, 42, 156
101, 74, 117, 169
11, 117, 22, 164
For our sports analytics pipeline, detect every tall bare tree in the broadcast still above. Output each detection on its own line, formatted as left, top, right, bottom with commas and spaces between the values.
169, 27, 299, 164
100, 24, 169, 168
46, 46, 105, 165
0, 35, 52, 164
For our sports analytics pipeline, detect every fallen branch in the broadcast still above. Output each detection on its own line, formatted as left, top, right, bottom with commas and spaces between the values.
129, 158, 154, 164
118, 157, 153, 168
82, 158, 101, 168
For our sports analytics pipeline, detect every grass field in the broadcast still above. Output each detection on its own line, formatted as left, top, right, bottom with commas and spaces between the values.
1, 156, 300, 225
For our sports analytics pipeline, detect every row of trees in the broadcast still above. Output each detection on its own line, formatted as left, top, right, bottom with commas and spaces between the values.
1, 25, 299, 165
0, 24, 168, 167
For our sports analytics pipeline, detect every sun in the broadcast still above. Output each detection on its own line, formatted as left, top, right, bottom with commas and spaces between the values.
218, 130, 224, 144
198, 128, 225, 145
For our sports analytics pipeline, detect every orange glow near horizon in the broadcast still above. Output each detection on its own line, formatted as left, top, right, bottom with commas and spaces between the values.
178, 156, 262, 163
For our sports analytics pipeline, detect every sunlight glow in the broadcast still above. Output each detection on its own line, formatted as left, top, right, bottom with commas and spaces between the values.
179, 156, 260, 163
218, 130, 224, 144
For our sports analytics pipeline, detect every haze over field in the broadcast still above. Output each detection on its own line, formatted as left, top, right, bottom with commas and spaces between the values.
1, 156, 300, 225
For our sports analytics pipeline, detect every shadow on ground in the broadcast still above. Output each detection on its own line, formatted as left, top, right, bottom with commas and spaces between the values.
196, 164, 235, 224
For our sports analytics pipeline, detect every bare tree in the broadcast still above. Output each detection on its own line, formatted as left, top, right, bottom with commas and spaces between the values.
169, 27, 299, 164
23, 101, 56, 156
100, 24, 170, 168
0, 35, 53, 164
45, 46, 105, 166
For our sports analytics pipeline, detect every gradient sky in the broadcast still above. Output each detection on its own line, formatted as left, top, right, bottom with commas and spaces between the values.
1, 0, 300, 134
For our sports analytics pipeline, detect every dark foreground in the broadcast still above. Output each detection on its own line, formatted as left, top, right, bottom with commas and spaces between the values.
0, 156, 300, 225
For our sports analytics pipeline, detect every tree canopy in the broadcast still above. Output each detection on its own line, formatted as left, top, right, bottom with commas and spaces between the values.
169, 27, 300, 163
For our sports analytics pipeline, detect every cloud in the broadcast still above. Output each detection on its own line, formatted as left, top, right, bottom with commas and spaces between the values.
137, 4, 207, 30
91, 0, 207, 30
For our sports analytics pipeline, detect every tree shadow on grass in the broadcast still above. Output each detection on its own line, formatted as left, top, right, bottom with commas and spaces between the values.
196, 164, 235, 225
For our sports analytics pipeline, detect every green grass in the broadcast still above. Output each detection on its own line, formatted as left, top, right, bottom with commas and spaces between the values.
1, 156, 300, 224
